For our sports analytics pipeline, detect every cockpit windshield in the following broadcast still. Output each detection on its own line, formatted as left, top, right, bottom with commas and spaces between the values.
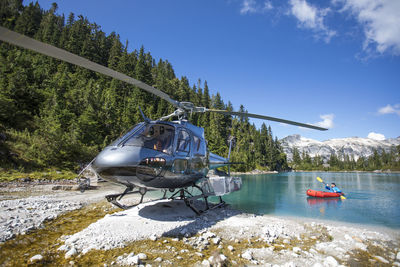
123, 124, 175, 154
109, 123, 144, 147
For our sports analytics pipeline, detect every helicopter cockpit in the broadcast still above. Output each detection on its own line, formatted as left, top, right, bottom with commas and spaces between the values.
123, 123, 175, 154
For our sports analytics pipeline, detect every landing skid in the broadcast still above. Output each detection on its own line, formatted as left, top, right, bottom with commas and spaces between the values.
169, 184, 226, 215
105, 184, 225, 215
105, 186, 149, 210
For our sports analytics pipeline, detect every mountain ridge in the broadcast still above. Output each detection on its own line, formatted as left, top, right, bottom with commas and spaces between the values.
280, 134, 400, 162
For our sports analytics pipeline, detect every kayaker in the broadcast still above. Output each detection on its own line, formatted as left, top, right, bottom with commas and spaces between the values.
325, 183, 342, 194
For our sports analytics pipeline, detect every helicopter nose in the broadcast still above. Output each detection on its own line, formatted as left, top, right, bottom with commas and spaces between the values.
93, 147, 141, 168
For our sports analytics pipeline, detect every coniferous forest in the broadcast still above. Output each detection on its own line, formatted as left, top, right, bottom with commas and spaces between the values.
0, 1, 288, 173
1, 1, 398, 175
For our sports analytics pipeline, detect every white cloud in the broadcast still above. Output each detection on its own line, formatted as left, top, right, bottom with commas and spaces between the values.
289, 0, 336, 42
264, 1, 273, 10
315, 114, 335, 129
378, 104, 400, 116
367, 132, 385, 141
240, 0, 273, 15
339, 0, 400, 55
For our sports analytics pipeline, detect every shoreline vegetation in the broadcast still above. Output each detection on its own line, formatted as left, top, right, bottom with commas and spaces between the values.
232, 169, 400, 175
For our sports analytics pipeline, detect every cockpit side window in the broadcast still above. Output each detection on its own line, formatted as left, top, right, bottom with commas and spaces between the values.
123, 124, 174, 154
177, 130, 190, 155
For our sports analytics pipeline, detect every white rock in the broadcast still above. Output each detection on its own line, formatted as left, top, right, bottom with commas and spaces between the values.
312, 263, 323, 267
374, 256, 389, 264
397, 252, 400, 261
137, 253, 147, 260
195, 252, 204, 257
324, 256, 338, 267
176, 256, 183, 260
201, 259, 211, 267
392, 262, 400, 267
283, 262, 296, 267
30, 254, 43, 263
344, 234, 352, 241
65, 248, 78, 259
149, 234, 157, 241
228, 245, 234, 251
241, 251, 253, 260
154, 257, 163, 262
203, 232, 216, 239
212, 237, 221, 245
82, 248, 91, 254
309, 248, 318, 254
58, 244, 68, 251
355, 242, 367, 251
126, 255, 139, 265
293, 247, 301, 253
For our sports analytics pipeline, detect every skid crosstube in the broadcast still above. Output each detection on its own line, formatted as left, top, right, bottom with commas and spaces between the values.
105, 184, 225, 215
169, 184, 226, 215
105, 186, 148, 210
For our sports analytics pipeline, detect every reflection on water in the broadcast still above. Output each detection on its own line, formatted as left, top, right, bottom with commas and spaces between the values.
222, 172, 400, 228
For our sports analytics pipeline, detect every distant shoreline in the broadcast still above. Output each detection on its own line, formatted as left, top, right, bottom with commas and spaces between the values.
231, 170, 400, 175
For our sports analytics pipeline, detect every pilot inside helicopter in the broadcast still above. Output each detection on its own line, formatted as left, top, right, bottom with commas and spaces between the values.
124, 124, 174, 154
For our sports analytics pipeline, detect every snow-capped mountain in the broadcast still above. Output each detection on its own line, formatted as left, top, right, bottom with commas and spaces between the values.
280, 134, 400, 162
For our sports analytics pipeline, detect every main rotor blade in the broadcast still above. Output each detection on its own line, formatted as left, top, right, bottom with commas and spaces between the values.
0, 26, 180, 108
206, 109, 328, 131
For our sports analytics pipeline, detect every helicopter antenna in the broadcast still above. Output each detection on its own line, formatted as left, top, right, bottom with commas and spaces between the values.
227, 136, 235, 176
139, 106, 150, 123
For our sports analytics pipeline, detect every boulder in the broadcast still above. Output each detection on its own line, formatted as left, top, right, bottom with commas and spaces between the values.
324, 256, 338, 267
29, 254, 43, 263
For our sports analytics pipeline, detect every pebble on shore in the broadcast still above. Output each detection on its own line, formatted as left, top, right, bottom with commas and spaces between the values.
29, 254, 43, 263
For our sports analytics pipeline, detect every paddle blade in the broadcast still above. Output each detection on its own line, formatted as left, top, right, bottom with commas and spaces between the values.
316, 177, 324, 183
340, 195, 346, 200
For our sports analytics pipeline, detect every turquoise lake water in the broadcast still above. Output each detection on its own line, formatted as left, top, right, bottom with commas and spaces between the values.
220, 172, 400, 228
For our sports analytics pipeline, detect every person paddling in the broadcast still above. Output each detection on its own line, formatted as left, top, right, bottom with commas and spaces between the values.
325, 183, 343, 194
316, 177, 346, 199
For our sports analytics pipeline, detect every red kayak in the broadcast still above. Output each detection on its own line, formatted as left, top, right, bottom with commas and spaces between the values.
306, 189, 342, 198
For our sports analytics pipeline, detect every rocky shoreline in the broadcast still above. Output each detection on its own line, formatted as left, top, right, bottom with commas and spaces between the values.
0, 182, 399, 266
55, 200, 400, 266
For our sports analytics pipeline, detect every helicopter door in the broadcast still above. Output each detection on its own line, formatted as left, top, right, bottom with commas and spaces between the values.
191, 135, 207, 176
172, 129, 191, 173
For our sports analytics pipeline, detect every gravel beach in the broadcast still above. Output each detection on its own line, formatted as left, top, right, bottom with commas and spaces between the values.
0, 181, 399, 266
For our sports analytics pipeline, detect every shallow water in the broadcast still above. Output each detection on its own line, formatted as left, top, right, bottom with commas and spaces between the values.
220, 172, 400, 228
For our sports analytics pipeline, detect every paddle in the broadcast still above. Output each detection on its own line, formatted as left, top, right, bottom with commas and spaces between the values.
316, 177, 346, 199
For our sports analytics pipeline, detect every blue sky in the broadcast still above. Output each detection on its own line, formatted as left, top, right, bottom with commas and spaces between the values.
24, 0, 400, 141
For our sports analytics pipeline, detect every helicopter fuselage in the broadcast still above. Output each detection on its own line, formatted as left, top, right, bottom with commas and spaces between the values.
92, 120, 222, 190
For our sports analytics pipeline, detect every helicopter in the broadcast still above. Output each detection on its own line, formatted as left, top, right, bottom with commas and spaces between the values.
0, 26, 327, 214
